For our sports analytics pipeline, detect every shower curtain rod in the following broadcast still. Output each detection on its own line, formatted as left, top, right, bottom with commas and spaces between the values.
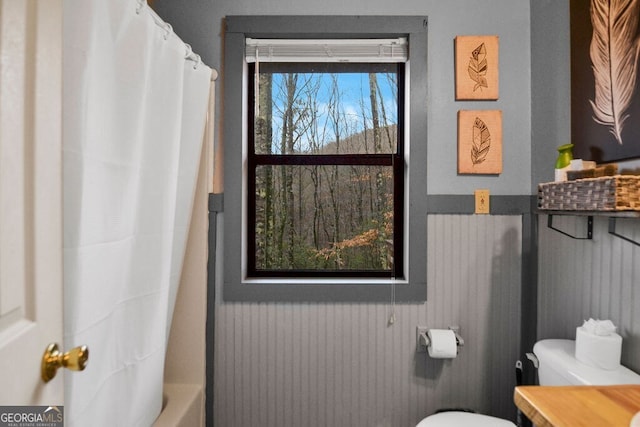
138, 0, 207, 68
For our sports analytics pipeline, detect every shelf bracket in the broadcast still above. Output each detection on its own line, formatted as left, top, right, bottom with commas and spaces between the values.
608, 217, 640, 247
547, 214, 593, 240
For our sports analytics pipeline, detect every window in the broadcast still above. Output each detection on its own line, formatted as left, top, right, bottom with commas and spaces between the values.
247, 39, 406, 278
223, 16, 428, 301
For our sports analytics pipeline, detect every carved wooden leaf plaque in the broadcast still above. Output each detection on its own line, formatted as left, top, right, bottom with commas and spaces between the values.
455, 35, 499, 100
458, 109, 502, 174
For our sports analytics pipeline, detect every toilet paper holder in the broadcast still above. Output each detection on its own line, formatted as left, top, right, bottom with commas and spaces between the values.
416, 326, 464, 354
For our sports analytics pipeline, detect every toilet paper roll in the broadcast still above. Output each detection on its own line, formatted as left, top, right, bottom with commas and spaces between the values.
427, 329, 457, 359
575, 326, 622, 370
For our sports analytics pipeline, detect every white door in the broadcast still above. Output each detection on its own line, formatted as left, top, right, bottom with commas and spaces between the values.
0, 0, 64, 406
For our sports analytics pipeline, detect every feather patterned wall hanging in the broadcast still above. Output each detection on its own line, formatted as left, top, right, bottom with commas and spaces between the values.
458, 110, 502, 174
571, 0, 640, 162
589, 0, 640, 145
455, 35, 499, 100
471, 117, 491, 164
468, 43, 489, 92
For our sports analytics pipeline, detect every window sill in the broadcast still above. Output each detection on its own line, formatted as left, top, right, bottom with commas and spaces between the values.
223, 276, 424, 303
242, 277, 410, 286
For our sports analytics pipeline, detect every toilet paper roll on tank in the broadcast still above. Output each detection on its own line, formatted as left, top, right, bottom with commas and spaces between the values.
575, 318, 622, 370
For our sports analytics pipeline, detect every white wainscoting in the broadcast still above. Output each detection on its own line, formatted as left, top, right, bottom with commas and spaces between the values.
214, 215, 523, 427
537, 214, 640, 373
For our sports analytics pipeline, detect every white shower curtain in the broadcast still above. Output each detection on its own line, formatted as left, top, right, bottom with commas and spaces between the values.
63, 1, 211, 425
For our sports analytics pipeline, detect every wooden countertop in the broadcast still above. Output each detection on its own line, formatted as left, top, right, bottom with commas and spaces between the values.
514, 385, 640, 427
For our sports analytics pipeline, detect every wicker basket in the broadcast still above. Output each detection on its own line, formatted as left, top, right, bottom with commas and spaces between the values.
538, 175, 640, 211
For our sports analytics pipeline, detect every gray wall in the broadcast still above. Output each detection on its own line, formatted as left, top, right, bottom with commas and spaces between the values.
531, 0, 640, 374
153, 0, 640, 426
151, 0, 531, 425
154, 0, 532, 196
530, 0, 571, 190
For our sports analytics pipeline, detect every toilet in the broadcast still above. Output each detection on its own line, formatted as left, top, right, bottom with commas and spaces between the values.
416, 338, 640, 426
416, 411, 514, 427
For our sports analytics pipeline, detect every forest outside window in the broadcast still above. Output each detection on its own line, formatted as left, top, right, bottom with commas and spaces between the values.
246, 40, 406, 279
222, 16, 428, 301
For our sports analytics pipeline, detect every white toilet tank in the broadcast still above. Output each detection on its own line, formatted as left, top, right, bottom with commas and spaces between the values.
533, 339, 640, 386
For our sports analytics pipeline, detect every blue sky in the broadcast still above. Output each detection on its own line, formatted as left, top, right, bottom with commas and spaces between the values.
265, 71, 398, 153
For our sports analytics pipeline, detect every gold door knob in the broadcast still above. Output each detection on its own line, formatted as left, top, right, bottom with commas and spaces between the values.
41, 343, 89, 383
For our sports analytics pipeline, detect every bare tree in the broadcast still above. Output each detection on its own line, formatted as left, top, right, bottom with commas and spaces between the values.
255, 73, 274, 268
256, 68, 397, 271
